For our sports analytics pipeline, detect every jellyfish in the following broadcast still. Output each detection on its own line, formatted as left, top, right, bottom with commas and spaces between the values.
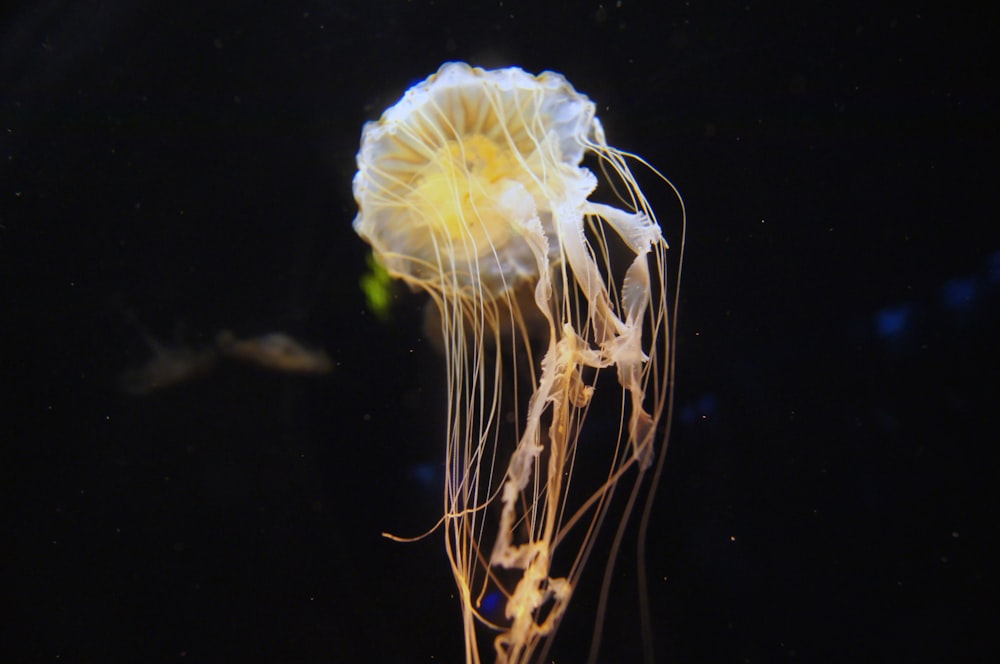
352, 62, 684, 663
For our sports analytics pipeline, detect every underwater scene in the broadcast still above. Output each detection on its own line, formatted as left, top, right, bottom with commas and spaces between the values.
3, 1, 996, 662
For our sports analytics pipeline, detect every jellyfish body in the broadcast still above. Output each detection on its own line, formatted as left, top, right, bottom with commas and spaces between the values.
353, 62, 682, 663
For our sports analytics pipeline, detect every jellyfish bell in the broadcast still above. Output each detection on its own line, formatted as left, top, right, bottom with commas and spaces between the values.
353, 62, 684, 663
353, 63, 595, 299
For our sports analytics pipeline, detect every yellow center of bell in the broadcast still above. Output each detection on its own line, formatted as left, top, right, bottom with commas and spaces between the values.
412, 134, 519, 255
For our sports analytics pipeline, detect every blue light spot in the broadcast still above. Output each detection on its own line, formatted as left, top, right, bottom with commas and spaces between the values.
480, 590, 503, 615
407, 462, 438, 489
942, 277, 977, 311
679, 393, 717, 424
875, 305, 910, 340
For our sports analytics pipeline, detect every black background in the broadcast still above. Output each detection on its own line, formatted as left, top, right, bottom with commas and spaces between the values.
2, 1, 997, 662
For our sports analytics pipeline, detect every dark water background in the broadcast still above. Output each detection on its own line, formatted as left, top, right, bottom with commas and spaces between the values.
3, 1, 997, 661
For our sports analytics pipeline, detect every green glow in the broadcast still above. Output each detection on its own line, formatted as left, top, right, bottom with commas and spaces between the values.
360, 252, 393, 322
